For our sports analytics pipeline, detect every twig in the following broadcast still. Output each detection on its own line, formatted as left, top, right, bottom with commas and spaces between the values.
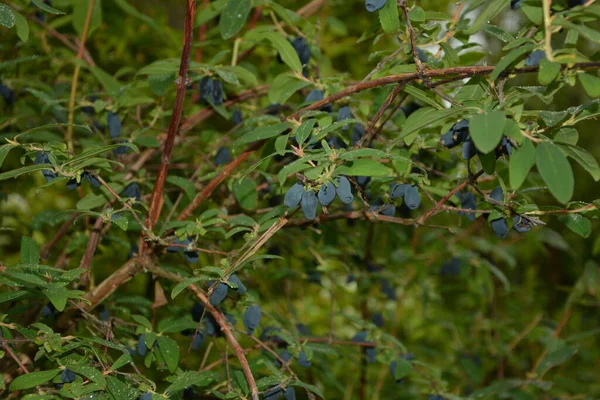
356, 83, 406, 147
40, 212, 80, 260
145, 0, 197, 238
65, 0, 96, 151
2, 343, 29, 374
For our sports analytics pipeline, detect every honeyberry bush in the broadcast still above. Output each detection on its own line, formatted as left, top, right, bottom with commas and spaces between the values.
1, 0, 600, 399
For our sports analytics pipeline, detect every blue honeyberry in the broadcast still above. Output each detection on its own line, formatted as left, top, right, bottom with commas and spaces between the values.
228, 273, 247, 294
305, 89, 324, 103
243, 305, 262, 335
231, 109, 243, 124
266, 103, 281, 115
107, 111, 122, 139
214, 147, 231, 166
525, 50, 546, 67
568, 0, 586, 6
301, 189, 318, 220
428, 396, 445, 400
458, 192, 477, 222
60, 368, 76, 383
371, 312, 384, 328
381, 279, 396, 300
166, 237, 191, 253
191, 302, 204, 322
209, 283, 228, 306
513, 215, 533, 233
113, 140, 131, 155
490, 186, 504, 202
326, 135, 347, 150
440, 257, 461, 276
351, 123, 366, 145
416, 47, 429, 62
297, 350, 311, 367
283, 387, 296, 400
120, 183, 141, 202
34, 152, 56, 182
390, 183, 410, 199
139, 393, 153, 400
199, 76, 214, 104
366, 346, 376, 363
381, 204, 396, 216
284, 182, 304, 208
400, 102, 420, 118
441, 119, 470, 149
490, 218, 509, 239
0, 81, 15, 105
191, 331, 205, 350
510, 0, 522, 9
337, 105, 352, 130
137, 334, 148, 357
335, 176, 354, 204
496, 136, 513, 157
275, 349, 293, 367
184, 249, 199, 263
291, 37, 311, 66
365, 0, 387, 12
462, 136, 477, 160
356, 175, 370, 188
296, 323, 311, 336
66, 178, 80, 191
352, 331, 368, 343
318, 182, 336, 206
83, 172, 101, 188
183, 387, 195, 399
404, 185, 421, 210
211, 80, 224, 105
263, 386, 282, 400
99, 307, 109, 321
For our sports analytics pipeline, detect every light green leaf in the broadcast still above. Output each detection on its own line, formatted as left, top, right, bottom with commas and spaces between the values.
468, 111, 506, 154
538, 59, 560, 85
0, 3, 15, 28
393, 358, 412, 380
536, 345, 579, 374
0, 144, 17, 169
113, 0, 161, 33
558, 214, 592, 238
167, 176, 196, 200
220, 0, 251, 39
31, 0, 65, 14
578, 73, 600, 98
233, 178, 258, 210
336, 159, 391, 177
13, 10, 29, 42
42, 283, 69, 311
509, 138, 535, 189
90, 66, 121, 94
394, 107, 467, 146
464, 0, 509, 35
21, 237, 40, 264
491, 44, 536, 80
171, 276, 210, 299
556, 143, 600, 181
0, 164, 51, 181
73, 0, 102, 37
536, 142, 574, 204
234, 122, 291, 146
0, 290, 27, 304
156, 336, 179, 373
109, 353, 132, 371
379, 0, 400, 33
268, 73, 310, 104
165, 371, 215, 393
248, 30, 302, 73
295, 119, 317, 145
9, 370, 61, 391
553, 18, 600, 44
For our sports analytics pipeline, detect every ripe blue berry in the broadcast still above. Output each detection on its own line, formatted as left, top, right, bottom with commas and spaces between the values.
490, 218, 509, 239
209, 283, 228, 306
390, 183, 410, 199
283, 387, 296, 400
231, 109, 243, 124
458, 192, 477, 221
297, 350, 311, 367
60, 368, 76, 383
243, 305, 261, 335
120, 183, 141, 201
335, 176, 354, 204
284, 183, 304, 208
137, 334, 148, 356
301, 189, 318, 220
107, 112, 122, 139
214, 147, 231, 165
318, 182, 336, 206
525, 50, 546, 67
404, 185, 421, 209
365, 0, 387, 13
513, 215, 533, 233
228, 274, 247, 294
490, 186, 504, 202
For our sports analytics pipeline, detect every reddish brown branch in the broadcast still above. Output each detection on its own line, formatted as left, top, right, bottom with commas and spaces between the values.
40, 212, 80, 260
145, 0, 197, 237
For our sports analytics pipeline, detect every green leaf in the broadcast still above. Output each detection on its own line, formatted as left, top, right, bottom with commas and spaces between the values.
248, 30, 302, 73
554, 127, 578, 145
0, 144, 16, 169
268, 74, 310, 104
483, 24, 515, 43
469, 111, 506, 154
556, 143, 600, 181
536, 345, 579, 374
408, 6, 425, 22
156, 336, 179, 373
234, 122, 291, 146
106, 376, 139, 400
73, 0, 102, 37
538, 59, 560, 85
336, 159, 391, 177
491, 44, 536, 80
31, 0, 65, 14
509, 138, 535, 189
403, 86, 443, 109
220, 0, 251, 39
165, 371, 215, 393
393, 358, 412, 379
536, 142, 574, 204
379, 0, 400, 33
157, 317, 199, 333
21, 236, 40, 264
13, 10, 29, 42
233, 178, 258, 210
0, 4, 15, 28
558, 214, 592, 238
113, 0, 161, 33
42, 283, 69, 311
171, 276, 210, 299
167, 176, 196, 200
90, 66, 121, 94
464, 0, 509, 35
274, 133, 288, 156
131, 314, 152, 330
395, 106, 467, 146
578, 73, 600, 98
69, 365, 107, 386
0, 290, 27, 304
9, 370, 60, 391
553, 18, 600, 44
295, 119, 317, 145
109, 353, 132, 371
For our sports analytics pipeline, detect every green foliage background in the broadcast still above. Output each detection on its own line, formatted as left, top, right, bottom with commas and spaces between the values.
1, 0, 600, 399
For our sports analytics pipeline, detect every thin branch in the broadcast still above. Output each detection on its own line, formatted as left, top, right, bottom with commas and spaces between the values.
145, 0, 197, 238
65, 0, 96, 151
356, 83, 406, 148
2, 343, 29, 374
40, 212, 80, 260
